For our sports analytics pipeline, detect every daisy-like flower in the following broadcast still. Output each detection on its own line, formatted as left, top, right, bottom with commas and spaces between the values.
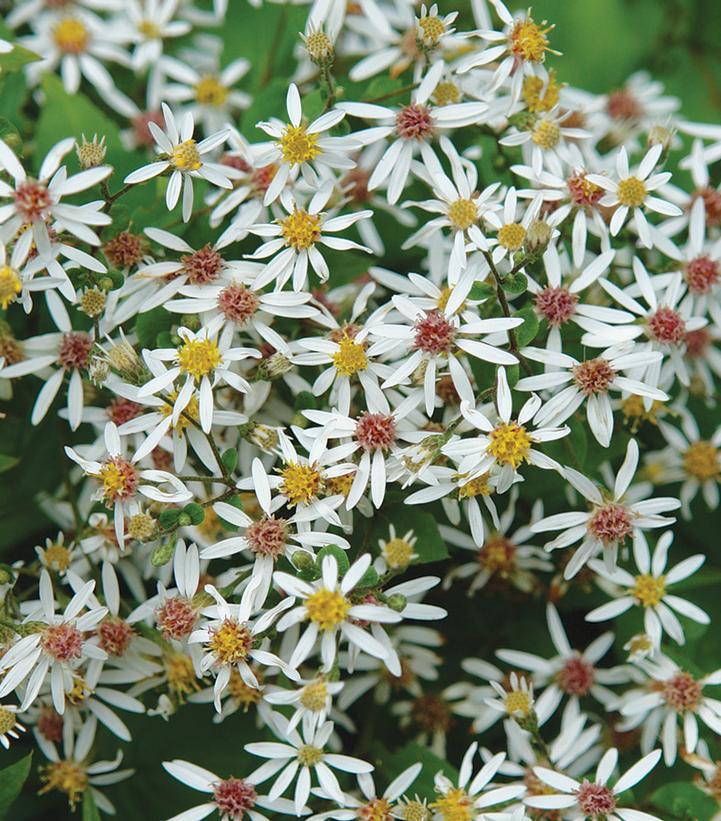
36, 716, 133, 814
65, 421, 192, 544
189, 578, 299, 712
264, 675, 344, 737
442, 367, 569, 494
515, 344, 668, 447
117, 0, 191, 71
255, 83, 358, 205
0, 570, 106, 714
481, 186, 543, 264
657, 411, 721, 515
370, 299, 521, 416
525, 747, 662, 819
124, 103, 232, 222
531, 438, 681, 578
430, 743, 526, 819
586, 530, 709, 647
619, 654, 721, 765
163, 757, 304, 821
247, 185, 372, 291
0, 136, 111, 257
0, 237, 63, 312
245, 713, 373, 815
337, 61, 488, 205
0, 703, 26, 749
496, 604, 629, 726
137, 317, 259, 433
585, 144, 682, 247
159, 53, 251, 135
272, 553, 403, 673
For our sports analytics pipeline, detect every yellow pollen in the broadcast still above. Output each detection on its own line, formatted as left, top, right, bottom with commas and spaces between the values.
297, 744, 324, 766
161, 391, 200, 431
305, 588, 350, 631
280, 209, 322, 250
505, 689, 531, 715
67, 674, 91, 705
632, 574, 666, 607
418, 15, 445, 46
359, 798, 393, 821
325, 472, 355, 497
457, 473, 492, 498
532, 119, 561, 149
522, 72, 561, 113
430, 787, 473, 821
401, 800, 430, 821
39, 760, 88, 810
510, 17, 554, 63
488, 423, 532, 468
79, 288, 106, 318
480, 536, 516, 574
498, 222, 526, 250
209, 619, 252, 665
0, 708, 18, 734
305, 30, 333, 62
682, 440, 720, 481
170, 139, 202, 172
138, 20, 161, 38
228, 669, 263, 708
98, 462, 129, 499
622, 395, 662, 428
0, 266, 22, 310
447, 198, 478, 231
617, 176, 647, 207
53, 17, 89, 53
433, 81, 460, 106
128, 512, 156, 541
42, 543, 72, 572
383, 538, 414, 569
332, 334, 368, 376
281, 462, 323, 505
164, 651, 201, 699
628, 634, 653, 656
194, 75, 229, 107
299, 681, 328, 711
177, 337, 222, 380
279, 125, 320, 166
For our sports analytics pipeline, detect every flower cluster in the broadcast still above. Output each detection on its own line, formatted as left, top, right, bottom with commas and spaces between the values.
0, 1, 720, 819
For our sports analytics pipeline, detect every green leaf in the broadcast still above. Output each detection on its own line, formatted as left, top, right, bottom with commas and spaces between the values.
514, 305, 539, 347
0, 44, 41, 73
504, 271, 528, 294
82, 787, 102, 821
0, 752, 32, 817
382, 505, 449, 563
182, 503, 205, 526
317, 545, 350, 575
651, 782, 717, 821
372, 742, 457, 800
302, 89, 325, 122
468, 282, 496, 301
135, 307, 173, 349
0, 454, 19, 474
159, 509, 182, 529
356, 566, 379, 589
221, 447, 238, 474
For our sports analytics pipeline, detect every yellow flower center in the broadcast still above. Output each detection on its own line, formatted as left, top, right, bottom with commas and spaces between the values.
480, 535, 516, 574
505, 688, 532, 715
161, 391, 200, 431
325, 471, 355, 497
682, 440, 720, 481
522, 72, 561, 113
431, 788, 473, 821
621, 395, 663, 427
305, 588, 350, 631
383, 537, 414, 569
177, 338, 222, 380
164, 651, 201, 698
299, 680, 328, 711
457, 473, 492, 498
358, 798, 393, 821
280, 462, 323, 505
98, 461, 131, 500
532, 119, 561, 149
279, 125, 320, 165
53, 17, 89, 53
488, 423, 532, 468
297, 744, 324, 766
138, 20, 160, 38
332, 334, 368, 376
128, 512, 156, 541
433, 81, 460, 106
209, 618, 253, 665
280, 209, 322, 250
400, 801, 430, 821
67, 674, 91, 705
617, 176, 647, 207
510, 17, 553, 63
0, 265, 22, 310
447, 198, 478, 231
628, 634, 653, 656
228, 669, 263, 708
0, 707, 17, 734
498, 222, 526, 251
170, 139, 202, 172
418, 15, 445, 46
42, 542, 72, 572
305, 30, 333, 62
195, 75, 229, 107
39, 761, 88, 810
632, 574, 666, 607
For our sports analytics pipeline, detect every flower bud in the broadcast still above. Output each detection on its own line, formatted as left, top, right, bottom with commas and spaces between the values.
524, 219, 552, 256
292, 551, 314, 571
76, 134, 107, 169
303, 28, 334, 68
151, 540, 175, 567
386, 593, 407, 612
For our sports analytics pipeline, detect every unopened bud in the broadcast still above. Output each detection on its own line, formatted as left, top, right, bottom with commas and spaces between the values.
88, 355, 110, 386
647, 123, 674, 159
76, 134, 107, 169
304, 28, 334, 67
386, 593, 407, 612
292, 551, 314, 571
524, 220, 552, 255
246, 423, 279, 452
180, 314, 201, 332
79, 287, 107, 318
151, 540, 175, 567
128, 512, 156, 541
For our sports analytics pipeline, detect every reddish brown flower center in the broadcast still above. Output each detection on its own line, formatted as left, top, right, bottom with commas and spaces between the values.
220, 154, 252, 173
606, 89, 642, 121
97, 456, 138, 503
218, 284, 260, 326
181, 245, 223, 285
647, 306, 686, 344
58, 332, 93, 369
567, 172, 604, 208
396, 104, 434, 140
573, 357, 616, 395
132, 111, 164, 148
410, 694, 452, 732
213, 777, 257, 818
684, 328, 711, 358
413, 309, 456, 354
662, 671, 702, 712
106, 398, 143, 426
684, 255, 719, 294
588, 503, 632, 545
14, 179, 53, 222
576, 781, 616, 816
355, 412, 397, 451
251, 164, 277, 193
41, 622, 83, 662
535, 286, 578, 325
691, 187, 721, 228
97, 617, 134, 657
245, 516, 289, 557
342, 167, 372, 203
38, 708, 64, 743
557, 656, 595, 695
156, 596, 197, 640
104, 231, 145, 268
